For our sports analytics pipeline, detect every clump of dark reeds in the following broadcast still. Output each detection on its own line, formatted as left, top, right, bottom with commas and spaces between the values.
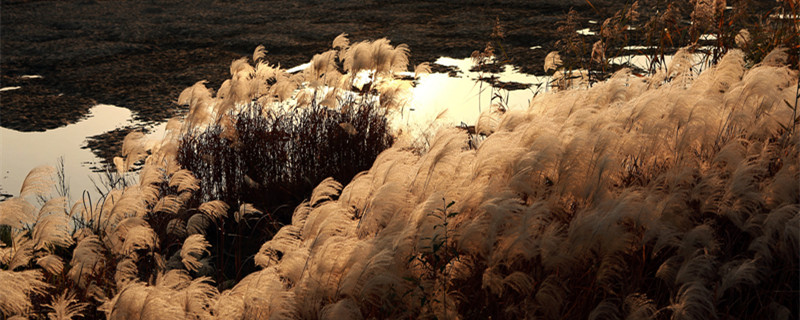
177, 100, 393, 216
176, 100, 393, 286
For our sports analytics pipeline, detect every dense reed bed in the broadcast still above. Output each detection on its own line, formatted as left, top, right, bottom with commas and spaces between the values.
1, 2, 799, 318
214, 48, 798, 319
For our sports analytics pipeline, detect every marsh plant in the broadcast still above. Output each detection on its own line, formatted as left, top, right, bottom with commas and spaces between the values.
549, 0, 798, 84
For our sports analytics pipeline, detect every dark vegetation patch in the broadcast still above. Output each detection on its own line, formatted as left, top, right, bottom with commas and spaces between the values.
176, 101, 393, 283
178, 102, 392, 214
0, 72, 96, 132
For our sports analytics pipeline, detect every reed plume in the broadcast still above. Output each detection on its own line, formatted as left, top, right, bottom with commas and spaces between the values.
0, 269, 49, 316
180, 234, 210, 272
19, 165, 56, 199
43, 290, 88, 320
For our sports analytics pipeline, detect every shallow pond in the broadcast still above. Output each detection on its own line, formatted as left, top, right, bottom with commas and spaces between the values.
1, 105, 135, 201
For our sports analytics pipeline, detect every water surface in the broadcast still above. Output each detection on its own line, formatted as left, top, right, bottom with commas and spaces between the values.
1, 104, 134, 201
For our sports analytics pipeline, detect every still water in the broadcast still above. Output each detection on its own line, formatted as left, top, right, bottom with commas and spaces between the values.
1, 104, 135, 202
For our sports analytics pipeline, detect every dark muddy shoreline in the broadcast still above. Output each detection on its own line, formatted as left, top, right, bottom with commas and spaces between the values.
2, 0, 625, 161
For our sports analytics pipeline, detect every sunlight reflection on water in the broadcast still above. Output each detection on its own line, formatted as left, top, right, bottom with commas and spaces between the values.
1, 104, 134, 201
400, 57, 546, 133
